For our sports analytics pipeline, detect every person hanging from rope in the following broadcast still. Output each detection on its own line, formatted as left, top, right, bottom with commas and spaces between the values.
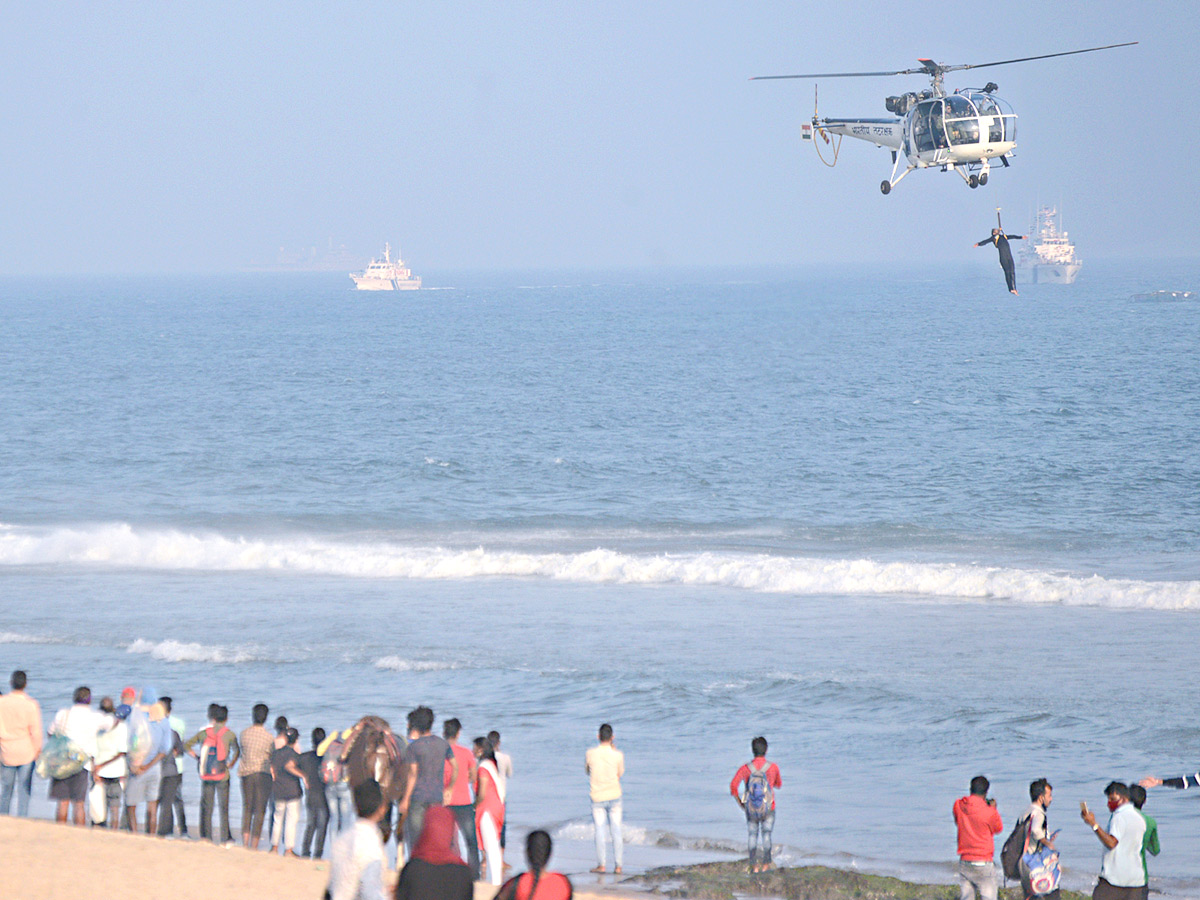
975, 227, 1025, 295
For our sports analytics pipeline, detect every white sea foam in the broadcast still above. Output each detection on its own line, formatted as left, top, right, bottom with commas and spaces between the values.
553, 818, 740, 853
374, 656, 462, 672
2, 522, 1198, 610
0, 632, 61, 645
126, 638, 275, 664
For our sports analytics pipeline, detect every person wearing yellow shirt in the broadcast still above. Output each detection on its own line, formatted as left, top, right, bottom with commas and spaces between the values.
585, 723, 625, 874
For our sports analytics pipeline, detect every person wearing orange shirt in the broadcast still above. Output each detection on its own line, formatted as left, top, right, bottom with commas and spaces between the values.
443, 718, 479, 879
0, 670, 44, 817
953, 775, 1004, 900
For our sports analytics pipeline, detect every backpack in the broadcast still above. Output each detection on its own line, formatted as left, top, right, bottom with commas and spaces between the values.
1023, 845, 1061, 896
745, 760, 773, 821
197, 725, 231, 781
321, 736, 346, 785
1000, 815, 1029, 881
36, 733, 89, 780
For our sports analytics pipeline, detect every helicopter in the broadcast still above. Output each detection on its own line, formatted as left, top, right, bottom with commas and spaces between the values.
751, 42, 1136, 194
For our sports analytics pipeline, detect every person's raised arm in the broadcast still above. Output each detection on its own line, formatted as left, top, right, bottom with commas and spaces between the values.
1142, 772, 1200, 789
1080, 804, 1118, 851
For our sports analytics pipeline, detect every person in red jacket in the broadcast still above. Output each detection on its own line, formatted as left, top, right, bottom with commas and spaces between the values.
954, 775, 1004, 900
730, 736, 783, 873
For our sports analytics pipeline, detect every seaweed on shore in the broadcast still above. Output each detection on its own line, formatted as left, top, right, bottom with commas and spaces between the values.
628, 861, 1091, 900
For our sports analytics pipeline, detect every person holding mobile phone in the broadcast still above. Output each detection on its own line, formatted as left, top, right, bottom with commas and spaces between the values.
1019, 779, 1060, 900
1081, 782, 1146, 900
954, 775, 1003, 900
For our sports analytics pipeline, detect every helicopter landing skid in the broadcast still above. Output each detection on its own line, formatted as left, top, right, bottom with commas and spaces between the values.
955, 161, 992, 189
881, 153, 915, 195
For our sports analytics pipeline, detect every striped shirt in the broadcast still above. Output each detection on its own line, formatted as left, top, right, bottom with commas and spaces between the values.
238, 724, 274, 776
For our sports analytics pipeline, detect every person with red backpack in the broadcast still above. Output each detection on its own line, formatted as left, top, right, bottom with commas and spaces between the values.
184, 703, 240, 844
730, 736, 783, 873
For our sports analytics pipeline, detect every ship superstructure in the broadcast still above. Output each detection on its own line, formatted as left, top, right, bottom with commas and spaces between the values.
351, 243, 422, 291
1017, 207, 1081, 284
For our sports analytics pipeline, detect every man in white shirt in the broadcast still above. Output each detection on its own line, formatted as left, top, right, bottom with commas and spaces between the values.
326, 779, 388, 900
1081, 781, 1146, 900
49, 686, 105, 826
93, 697, 129, 828
585, 723, 625, 874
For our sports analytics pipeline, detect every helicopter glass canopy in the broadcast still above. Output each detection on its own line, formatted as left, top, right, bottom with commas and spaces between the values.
913, 99, 946, 152
943, 94, 979, 146
965, 92, 1017, 143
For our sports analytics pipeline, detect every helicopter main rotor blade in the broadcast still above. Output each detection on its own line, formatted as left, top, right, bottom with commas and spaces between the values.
751, 42, 1137, 82
941, 41, 1138, 73
750, 68, 926, 81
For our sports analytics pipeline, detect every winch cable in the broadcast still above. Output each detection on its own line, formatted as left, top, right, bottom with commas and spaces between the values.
809, 85, 842, 167
812, 128, 842, 167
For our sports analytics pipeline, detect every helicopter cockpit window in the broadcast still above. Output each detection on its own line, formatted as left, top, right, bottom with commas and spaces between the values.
944, 95, 980, 146
993, 96, 1017, 143
969, 93, 1003, 142
970, 93, 999, 116
944, 95, 974, 118
913, 99, 946, 152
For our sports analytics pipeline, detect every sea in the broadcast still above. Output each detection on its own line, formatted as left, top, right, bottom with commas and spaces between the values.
2, 261, 1199, 895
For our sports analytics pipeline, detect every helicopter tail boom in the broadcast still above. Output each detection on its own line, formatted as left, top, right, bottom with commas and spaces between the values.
817, 118, 904, 150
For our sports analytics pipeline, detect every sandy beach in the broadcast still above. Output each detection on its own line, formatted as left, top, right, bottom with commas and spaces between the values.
0, 818, 641, 900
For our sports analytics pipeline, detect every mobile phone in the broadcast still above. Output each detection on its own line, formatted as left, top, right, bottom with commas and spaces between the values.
1080, 801, 1089, 813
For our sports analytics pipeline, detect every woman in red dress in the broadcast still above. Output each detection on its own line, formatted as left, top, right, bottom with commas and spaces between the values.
473, 736, 507, 885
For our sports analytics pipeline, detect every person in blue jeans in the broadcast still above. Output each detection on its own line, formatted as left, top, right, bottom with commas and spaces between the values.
585, 723, 625, 874
730, 736, 783, 873
0, 670, 43, 817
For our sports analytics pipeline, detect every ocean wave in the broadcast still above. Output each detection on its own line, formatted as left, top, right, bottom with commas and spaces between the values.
0, 631, 62, 645
126, 638, 278, 665
2, 522, 1198, 610
552, 818, 741, 853
374, 656, 463, 672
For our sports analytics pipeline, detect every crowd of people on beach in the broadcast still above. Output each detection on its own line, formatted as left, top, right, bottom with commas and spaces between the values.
952, 771, 1196, 900
3, 668, 1198, 900
0, 670, 566, 898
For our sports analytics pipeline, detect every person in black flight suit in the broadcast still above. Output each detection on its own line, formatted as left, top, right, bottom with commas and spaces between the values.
975, 228, 1025, 295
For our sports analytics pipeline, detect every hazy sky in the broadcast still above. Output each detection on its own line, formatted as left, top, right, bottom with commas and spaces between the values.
1, 2, 1191, 273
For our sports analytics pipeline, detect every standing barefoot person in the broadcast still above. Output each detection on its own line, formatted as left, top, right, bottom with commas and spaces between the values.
731, 736, 783, 873
585, 723, 624, 875
474, 736, 507, 885
48, 686, 103, 826
0, 670, 43, 818
270, 726, 306, 857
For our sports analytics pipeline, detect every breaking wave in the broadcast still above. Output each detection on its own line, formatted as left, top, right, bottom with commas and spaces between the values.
126, 638, 279, 665
374, 656, 463, 672
553, 818, 741, 853
2, 521, 1198, 610
0, 631, 63, 645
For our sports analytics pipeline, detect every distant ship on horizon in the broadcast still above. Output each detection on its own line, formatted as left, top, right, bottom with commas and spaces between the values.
351, 243, 421, 291
1017, 206, 1081, 285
